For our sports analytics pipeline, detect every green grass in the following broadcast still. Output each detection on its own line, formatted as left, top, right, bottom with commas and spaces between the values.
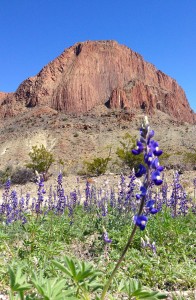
0, 205, 195, 298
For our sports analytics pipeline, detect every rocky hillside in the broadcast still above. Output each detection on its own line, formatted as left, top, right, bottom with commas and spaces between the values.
0, 40, 195, 123
0, 105, 195, 176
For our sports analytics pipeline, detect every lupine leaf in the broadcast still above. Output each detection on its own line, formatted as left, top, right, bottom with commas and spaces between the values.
31, 280, 45, 295
156, 293, 168, 299
16, 284, 32, 292
52, 260, 73, 278
88, 272, 102, 283
76, 269, 93, 281
67, 258, 76, 277
64, 257, 74, 276
88, 282, 103, 291
8, 266, 16, 289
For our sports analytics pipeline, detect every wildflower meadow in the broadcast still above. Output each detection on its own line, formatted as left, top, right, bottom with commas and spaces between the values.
0, 117, 195, 299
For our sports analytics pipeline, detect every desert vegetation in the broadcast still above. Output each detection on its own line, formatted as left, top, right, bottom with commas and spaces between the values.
0, 117, 195, 299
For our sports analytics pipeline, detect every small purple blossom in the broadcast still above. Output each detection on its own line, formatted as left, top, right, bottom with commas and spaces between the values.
140, 186, 147, 196
135, 164, 146, 178
147, 130, 155, 141
151, 158, 164, 172
146, 200, 158, 214
149, 140, 163, 156
132, 141, 144, 155
144, 152, 154, 166
134, 215, 148, 230
103, 231, 112, 243
152, 170, 163, 186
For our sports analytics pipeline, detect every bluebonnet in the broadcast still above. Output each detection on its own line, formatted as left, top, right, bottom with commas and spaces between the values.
168, 171, 181, 217
132, 116, 164, 230
26, 193, 30, 208
110, 188, 116, 208
168, 171, 194, 217
101, 202, 108, 217
84, 180, 91, 210
193, 178, 196, 199
152, 158, 164, 171
70, 190, 78, 207
135, 164, 146, 178
132, 141, 144, 155
134, 215, 148, 230
117, 174, 127, 212
35, 175, 45, 215
146, 200, 158, 214
19, 197, 25, 211
11, 190, 18, 210
2, 179, 11, 205
56, 173, 66, 214
151, 170, 163, 186
179, 189, 189, 216
161, 179, 169, 206
141, 236, 156, 255
102, 228, 112, 243
124, 171, 137, 212
148, 140, 163, 156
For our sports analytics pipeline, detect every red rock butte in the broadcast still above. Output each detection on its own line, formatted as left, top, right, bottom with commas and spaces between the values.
0, 40, 195, 123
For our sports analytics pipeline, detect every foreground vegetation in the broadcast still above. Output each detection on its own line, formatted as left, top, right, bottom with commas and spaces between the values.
0, 172, 195, 299
0, 117, 195, 299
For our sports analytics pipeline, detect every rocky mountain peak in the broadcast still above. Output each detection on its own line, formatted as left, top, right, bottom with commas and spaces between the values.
0, 40, 195, 123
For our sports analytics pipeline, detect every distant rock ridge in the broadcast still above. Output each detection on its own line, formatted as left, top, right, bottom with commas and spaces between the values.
0, 40, 195, 123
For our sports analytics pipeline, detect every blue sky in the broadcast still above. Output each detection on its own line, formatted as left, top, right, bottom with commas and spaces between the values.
0, 0, 195, 112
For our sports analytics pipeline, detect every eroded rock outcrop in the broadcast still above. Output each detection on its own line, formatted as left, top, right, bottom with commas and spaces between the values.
0, 40, 195, 123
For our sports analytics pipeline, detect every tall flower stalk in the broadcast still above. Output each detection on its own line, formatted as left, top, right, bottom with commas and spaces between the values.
100, 116, 164, 300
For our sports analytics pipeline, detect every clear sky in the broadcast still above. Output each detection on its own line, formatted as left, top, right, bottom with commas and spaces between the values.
0, 0, 195, 112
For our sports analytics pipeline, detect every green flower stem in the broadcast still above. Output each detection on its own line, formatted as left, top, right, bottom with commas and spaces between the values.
100, 195, 146, 300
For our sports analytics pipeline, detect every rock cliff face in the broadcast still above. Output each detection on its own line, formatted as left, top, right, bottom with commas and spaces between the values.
0, 40, 195, 123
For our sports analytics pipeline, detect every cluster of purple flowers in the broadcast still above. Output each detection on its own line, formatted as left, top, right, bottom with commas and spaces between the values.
0, 180, 28, 224
193, 178, 196, 199
132, 116, 164, 230
141, 236, 156, 255
167, 171, 195, 217
102, 229, 112, 243
0, 127, 195, 243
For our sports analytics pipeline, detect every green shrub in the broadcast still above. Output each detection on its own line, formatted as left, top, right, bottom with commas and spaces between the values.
0, 165, 13, 184
84, 157, 111, 176
159, 151, 171, 166
26, 144, 55, 180
183, 152, 196, 169
116, 133, 143, 171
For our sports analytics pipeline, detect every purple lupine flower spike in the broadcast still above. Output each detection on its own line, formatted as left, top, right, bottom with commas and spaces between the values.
102, 227, 112, 243
132, 115, 164, 230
